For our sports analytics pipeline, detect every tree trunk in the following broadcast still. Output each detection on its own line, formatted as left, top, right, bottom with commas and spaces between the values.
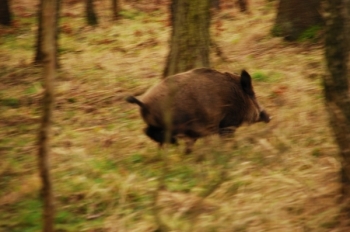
0, 0, 12, 26
211, 0, 220, 10
86, 0, 98, 25
112, 0, 120, 20
163, 0, 211, 77
37, 0, 57, 230
273, 0, 323, 41
34, 0, 60, 67
35, 0, 44, 64
236, 0, 248, 13
324, 0, 350, 223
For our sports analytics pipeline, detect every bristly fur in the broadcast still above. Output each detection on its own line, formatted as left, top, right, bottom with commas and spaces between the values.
126, 68, 270, 153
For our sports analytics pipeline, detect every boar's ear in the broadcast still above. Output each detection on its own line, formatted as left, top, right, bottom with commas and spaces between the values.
240, 70, 255, 96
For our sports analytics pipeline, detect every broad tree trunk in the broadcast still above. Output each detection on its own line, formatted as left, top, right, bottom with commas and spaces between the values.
324, 0, 350, 223
34, 0, 60, 67
37, 0, 57, 230
273, 0, 323, 40
0, 0, 12, 26
163, 0, 211, 77
86, 0, 98, 25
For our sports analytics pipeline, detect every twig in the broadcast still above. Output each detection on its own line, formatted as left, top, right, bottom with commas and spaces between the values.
152, 148, 170, 232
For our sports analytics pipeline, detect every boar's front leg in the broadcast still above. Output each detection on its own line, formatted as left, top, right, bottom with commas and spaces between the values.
144, 126, 178, 145
218, 126, 237, 151
218, 126, 237, 139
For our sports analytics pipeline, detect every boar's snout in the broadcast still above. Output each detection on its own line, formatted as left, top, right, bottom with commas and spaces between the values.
259, 110, 271, 123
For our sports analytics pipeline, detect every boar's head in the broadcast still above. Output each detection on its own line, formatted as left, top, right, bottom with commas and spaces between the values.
238, 70, 271, 124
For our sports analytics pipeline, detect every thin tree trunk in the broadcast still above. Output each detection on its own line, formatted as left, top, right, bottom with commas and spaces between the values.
324, 0, 350, 223
86, 0, 98, 25
35, 0, 60, 67
35, 0, 44, 64
0, 0, 12, 26
163, 0, 211, 77
112, 0, 120, 20
37, 0, 57, 230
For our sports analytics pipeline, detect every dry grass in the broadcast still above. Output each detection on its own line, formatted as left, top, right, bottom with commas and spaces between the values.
0, 0, 343, 231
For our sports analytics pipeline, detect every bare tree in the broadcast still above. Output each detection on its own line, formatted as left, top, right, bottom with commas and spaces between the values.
86, 0, 98, 25
0, 0, 12, 26
163, 0, 211, 77
273, 0, 323, 40
324, 0, 350, 223
37, 0, 57, 230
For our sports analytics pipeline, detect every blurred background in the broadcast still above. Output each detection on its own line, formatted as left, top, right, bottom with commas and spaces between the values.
0, 0, 347, 231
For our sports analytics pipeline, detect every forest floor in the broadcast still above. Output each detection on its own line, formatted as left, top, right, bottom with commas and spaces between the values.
0, 0, 345, 231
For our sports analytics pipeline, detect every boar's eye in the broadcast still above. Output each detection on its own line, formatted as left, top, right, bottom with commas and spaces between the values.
259, 110, 271, 123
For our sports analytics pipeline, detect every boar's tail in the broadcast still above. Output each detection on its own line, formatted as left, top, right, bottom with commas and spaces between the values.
125, 96, 146, 109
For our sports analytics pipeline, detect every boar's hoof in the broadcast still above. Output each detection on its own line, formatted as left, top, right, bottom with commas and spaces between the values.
184, 138, 197, 155
219, 127, 236, 138
184, 147, 192, 155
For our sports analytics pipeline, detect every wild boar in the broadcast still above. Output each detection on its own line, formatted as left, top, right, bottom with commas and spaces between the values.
126, 68, 270, 153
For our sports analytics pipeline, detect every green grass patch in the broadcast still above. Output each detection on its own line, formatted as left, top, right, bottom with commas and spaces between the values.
298, 25, 322, 42
119, 9, 147, 20
251, 71, 282, 82
1, 33, 34, 51
0, 98, 20, 108
271, 24, 282, 37
25, 82, 42, 95
0, 199, 42, 232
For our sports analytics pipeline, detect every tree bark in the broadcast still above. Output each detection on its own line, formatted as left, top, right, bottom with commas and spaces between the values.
34, 0, 60, 67
37, 0, 57, 230
86, 0, 98, 25
163, 0, 211, 77
211, 0, 220, 10
0, 0, 12, 26
273, 0, 323, 41
324, 0, 350, 222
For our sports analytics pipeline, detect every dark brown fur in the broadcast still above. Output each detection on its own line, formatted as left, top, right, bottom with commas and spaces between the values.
126, 68, 270, 153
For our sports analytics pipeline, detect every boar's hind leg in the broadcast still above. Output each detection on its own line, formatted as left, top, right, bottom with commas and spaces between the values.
144, 126, 178, 145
